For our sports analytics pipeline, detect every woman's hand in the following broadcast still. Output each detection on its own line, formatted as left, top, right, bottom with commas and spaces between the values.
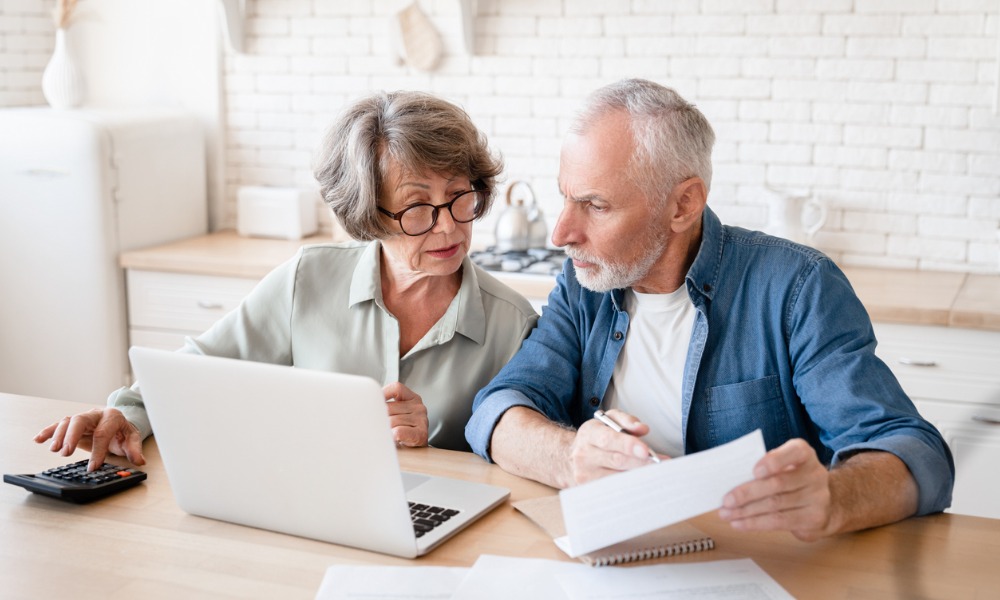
382, 382, 429, 447
34, 407, 146, 472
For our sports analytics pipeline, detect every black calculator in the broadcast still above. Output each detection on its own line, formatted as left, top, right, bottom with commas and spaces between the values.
4, 459, 147, 503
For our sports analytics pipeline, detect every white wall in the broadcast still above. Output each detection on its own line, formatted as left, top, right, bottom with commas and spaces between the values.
3, 0, 999, 272
0, 0, 50, 106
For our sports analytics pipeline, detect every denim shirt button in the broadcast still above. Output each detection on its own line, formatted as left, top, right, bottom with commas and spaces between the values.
589, 396, 600, 407
613, 331, 623, 341
703, 283, 712, 292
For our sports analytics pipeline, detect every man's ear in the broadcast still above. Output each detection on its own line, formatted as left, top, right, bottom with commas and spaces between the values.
669, 177, 708, 233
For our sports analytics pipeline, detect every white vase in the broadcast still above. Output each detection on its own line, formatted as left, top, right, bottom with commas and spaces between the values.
41, 28, 85, 109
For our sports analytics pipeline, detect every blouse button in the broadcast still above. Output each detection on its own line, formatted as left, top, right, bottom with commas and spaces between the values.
613, 331, 623, 341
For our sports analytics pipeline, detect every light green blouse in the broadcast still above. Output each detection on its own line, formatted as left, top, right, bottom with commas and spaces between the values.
110, 241, 538, 451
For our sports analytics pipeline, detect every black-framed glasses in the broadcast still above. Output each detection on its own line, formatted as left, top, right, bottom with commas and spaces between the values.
378, 189, 486, 236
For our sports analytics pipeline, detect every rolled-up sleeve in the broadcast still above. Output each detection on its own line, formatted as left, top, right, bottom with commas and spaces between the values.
466, 389, 541, 461
789, 259, 955, 515
833, 435, 955, 517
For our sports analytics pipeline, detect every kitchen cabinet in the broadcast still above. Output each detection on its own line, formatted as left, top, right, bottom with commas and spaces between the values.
872, 322, 1000, 519
120, 231, 326, 351
126, 270, 258, 351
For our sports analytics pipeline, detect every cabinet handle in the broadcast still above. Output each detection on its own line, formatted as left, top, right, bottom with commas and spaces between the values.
897, 357, 937, 367
197, 300, 224, 310
972, 416, 1000, 426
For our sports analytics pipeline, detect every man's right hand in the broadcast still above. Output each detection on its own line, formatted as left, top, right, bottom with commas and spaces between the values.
34, 407, 146, 472
490, 406, 663, 489
567, 408, 664, 485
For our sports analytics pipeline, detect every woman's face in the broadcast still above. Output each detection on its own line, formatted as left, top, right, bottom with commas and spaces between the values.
378, 165, 476, 279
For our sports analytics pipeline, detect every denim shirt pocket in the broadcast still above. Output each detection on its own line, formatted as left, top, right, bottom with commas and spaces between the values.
705, 375, 789, 451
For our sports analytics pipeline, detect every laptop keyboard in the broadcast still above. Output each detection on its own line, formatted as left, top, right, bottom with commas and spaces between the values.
409, 502, 460, 537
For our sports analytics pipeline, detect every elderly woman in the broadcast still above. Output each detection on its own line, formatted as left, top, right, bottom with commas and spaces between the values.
36, 91, 538, 469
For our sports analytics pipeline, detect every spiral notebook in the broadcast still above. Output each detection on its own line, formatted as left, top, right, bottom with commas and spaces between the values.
513, 495, 714, 567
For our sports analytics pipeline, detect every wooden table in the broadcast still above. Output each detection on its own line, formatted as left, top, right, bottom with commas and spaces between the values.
3, 393, 999, 599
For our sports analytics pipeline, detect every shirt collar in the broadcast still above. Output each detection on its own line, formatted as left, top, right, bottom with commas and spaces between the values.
685, 205, 723, 302
348, 240, 383, 306
348, 241, 487, 345
454, 257, 487, 345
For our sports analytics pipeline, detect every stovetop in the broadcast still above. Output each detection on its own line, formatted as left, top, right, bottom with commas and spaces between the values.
469, 247, 567, 276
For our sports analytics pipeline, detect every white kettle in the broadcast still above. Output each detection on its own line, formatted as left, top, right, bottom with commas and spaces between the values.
494, 181, 547, 252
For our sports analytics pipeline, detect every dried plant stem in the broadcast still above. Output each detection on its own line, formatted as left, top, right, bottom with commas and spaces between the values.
53, 0, 78, 29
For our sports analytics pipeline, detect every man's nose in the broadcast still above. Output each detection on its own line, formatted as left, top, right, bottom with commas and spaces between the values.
550, 208, 577, 247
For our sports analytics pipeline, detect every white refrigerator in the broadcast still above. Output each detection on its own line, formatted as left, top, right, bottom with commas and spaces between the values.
0, 108, 207, 403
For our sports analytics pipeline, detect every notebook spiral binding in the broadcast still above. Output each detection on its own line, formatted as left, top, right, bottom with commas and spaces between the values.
590, 537, 716, 567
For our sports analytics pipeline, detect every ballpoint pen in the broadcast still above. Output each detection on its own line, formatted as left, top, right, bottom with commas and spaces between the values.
593, 409, 661, 463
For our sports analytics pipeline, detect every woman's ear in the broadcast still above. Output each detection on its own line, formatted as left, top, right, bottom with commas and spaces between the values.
669, 177, 708, 233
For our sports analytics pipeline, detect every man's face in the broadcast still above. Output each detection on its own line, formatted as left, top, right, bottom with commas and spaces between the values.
553, 111, 669, 293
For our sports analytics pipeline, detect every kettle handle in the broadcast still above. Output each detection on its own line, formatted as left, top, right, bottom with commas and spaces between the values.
506, 180, 535, 207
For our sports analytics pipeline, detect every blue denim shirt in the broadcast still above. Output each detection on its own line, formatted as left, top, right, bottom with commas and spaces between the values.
467, 207, 954, 516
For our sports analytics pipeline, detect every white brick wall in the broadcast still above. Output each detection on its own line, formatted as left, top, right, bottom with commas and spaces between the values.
2, 0, 999, 272
0, 2, 51, 106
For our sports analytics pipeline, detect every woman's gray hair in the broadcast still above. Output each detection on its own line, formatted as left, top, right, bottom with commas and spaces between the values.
571, 79, 715, 204
313, 90, 503, 241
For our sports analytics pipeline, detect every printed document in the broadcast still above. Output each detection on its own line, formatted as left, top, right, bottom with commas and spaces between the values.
315, 556, 793, 600
555, 558, 794, 600
450, 554, 582, 600
558, 429, 766, 556
314, 564, 467, 600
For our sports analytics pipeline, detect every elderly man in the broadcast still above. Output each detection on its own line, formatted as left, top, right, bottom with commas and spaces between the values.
466, 78, 953, 541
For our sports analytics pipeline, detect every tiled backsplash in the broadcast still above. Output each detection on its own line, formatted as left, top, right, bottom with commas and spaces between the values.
2, 0, 999, 272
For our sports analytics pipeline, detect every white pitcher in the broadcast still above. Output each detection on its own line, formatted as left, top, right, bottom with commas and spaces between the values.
766, 193, 827, 245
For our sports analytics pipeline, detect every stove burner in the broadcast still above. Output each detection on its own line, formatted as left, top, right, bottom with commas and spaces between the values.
470, 247, 566, 276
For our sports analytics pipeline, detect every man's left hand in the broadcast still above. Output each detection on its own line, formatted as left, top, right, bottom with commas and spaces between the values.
718, 438, 835, 542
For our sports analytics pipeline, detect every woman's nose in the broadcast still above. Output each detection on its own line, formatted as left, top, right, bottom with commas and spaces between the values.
431, 205, 458, 234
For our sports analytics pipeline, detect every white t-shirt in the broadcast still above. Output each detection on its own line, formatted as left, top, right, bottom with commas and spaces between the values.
604, 286, 696, 458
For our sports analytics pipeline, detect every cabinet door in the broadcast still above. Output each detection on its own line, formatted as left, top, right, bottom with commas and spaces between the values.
872, 322, 1000, 406
872, 322, 1000, 519
127, 270, 259, 333
916, 400, 1000, 519
129, 329, 191, 352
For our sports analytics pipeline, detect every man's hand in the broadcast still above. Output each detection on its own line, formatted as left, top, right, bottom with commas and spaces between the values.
34, 407, 146, 472
567, 408, 664, 485
719, 439, 834, 541
718, 439, 919, 542
383, 382, 429, 447
490, 407, 665, 489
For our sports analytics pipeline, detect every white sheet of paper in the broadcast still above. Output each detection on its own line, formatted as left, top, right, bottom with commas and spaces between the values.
558, 429, 766, 556
450, 554, 590, 600
555, 558, 795, 600
314, 564, 468, 600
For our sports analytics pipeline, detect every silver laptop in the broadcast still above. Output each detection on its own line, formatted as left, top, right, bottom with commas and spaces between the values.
128, 346, 510, 558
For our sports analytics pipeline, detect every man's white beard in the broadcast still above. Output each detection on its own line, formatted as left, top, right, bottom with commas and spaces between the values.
564, 227, 666, 293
